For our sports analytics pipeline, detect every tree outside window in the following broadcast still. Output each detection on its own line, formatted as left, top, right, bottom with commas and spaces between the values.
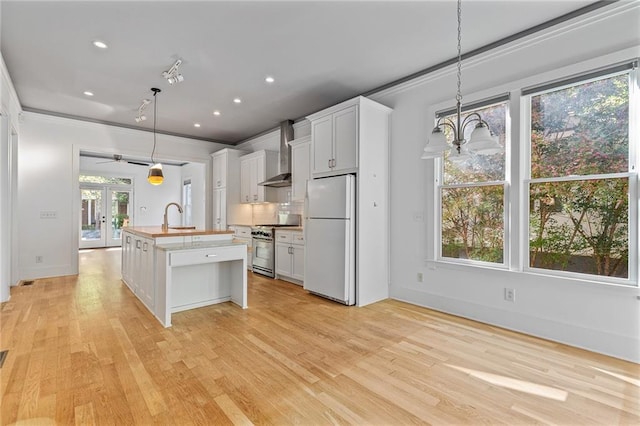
528, 73, 630, 278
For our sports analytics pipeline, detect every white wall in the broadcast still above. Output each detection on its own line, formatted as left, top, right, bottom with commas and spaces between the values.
1, 53, 22, 302
366, 2, 640, 362
17, 112, 226, 280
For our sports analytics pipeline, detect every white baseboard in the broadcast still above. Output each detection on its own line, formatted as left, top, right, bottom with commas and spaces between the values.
390, 286, 639, 364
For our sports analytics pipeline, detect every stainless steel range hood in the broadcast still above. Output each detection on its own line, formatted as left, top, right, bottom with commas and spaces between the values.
258, 120, 294, 187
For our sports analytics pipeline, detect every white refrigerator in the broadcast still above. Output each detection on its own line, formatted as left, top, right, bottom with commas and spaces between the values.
304, 174, 356, 305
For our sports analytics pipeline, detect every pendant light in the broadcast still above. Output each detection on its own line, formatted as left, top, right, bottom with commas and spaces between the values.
147, 87, 164, 185
421, 0, 501, 159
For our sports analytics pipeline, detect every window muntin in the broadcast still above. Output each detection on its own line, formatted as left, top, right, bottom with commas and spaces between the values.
526, 70, 634, 282
439, 101, 509, 265
79, 175, 132, 185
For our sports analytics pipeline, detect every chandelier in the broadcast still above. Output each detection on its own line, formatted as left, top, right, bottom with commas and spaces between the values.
421, 0, 501, 159
147, 87, 164, 185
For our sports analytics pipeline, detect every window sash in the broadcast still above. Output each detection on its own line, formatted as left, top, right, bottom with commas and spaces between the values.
525, 173, 635, 285
438, 182, 508, 267
436, 93, 511, 119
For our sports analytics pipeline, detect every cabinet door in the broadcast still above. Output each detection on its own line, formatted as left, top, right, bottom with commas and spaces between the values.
291, 245, 305, 282
212, 188, 226, 230
291, 141, 310, 202
121, 233, 133, 288
132, 238, 143, 293
212, 152, 227, 188
254, 154, 265, 203
275, 242, 292, 276
333, 105, 358, 173
240, 158, 252, 203
311, 115, 333, 175
139, 239, 154, 309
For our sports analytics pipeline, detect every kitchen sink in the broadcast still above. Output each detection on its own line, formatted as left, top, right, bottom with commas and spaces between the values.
168, 226, 197, 230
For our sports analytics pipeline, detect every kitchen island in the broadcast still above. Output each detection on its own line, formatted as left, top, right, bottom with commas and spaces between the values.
121, 227, 247, 327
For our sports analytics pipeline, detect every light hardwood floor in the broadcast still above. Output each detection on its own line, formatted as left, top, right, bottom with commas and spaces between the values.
1, 248, 638, 425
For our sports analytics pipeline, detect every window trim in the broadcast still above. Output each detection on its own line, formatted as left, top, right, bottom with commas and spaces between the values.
426, 51, 639, 288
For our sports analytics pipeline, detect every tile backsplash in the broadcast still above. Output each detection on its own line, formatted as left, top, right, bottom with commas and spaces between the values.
253, 201, 303, 225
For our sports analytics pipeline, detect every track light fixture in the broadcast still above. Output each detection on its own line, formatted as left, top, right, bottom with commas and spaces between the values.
162, 59, 184, 85
135, 98, 150, 123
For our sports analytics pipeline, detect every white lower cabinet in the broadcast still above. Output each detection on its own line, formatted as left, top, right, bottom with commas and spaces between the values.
212, 187, 227, 230
275, 230, 304, 284
121, 231, 155, 310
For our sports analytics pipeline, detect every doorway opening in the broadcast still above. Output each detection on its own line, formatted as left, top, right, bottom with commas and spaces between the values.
79, 175, 132, 249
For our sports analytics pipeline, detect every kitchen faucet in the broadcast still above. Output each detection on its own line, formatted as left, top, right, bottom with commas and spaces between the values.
162, 202, 184, 231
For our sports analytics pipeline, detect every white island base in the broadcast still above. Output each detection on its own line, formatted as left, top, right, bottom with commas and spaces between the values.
155, 242, 248, 327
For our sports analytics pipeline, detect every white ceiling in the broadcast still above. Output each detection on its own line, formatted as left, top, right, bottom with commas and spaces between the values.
1, 0, 598, 145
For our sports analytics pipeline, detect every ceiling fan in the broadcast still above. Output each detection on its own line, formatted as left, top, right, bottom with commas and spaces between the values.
96, 154, 150, 166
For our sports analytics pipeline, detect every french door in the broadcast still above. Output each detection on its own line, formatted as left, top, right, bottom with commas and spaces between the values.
80, 185, 131, 248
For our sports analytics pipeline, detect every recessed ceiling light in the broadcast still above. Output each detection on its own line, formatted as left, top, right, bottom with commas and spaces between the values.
194, 123, 201, 128
233, 98, 242, 104
265, 76, 275, 84
92, 40, 108, 49
83, 91, 94, 96
213, 110, 221, 116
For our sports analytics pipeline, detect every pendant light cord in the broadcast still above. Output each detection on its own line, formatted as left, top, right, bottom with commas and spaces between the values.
150, 88, 161, 164
456, 0, 462, 104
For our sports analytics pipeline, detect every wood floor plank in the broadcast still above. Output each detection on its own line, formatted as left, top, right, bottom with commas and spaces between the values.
1, 247, 638, 425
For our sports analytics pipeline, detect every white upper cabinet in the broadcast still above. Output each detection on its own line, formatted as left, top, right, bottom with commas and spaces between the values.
239, 150, 278, 203
307, 96, 390, 179
212, 150, 228, 188
210, 148, 245, 227
290, 135, 311, 202
309, 104, 358, 176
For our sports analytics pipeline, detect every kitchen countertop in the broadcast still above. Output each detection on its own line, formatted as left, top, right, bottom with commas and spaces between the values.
156, 240, 246, 252
123, 226, 234, 238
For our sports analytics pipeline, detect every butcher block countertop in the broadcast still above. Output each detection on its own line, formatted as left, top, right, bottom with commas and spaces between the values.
123, 226, 234, 238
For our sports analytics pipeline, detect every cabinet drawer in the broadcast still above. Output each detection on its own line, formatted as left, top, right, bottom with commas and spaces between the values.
275, 231, 292, 243
235, 226, 252, 237
292, 232, 304, 245
170, 246, 244, 267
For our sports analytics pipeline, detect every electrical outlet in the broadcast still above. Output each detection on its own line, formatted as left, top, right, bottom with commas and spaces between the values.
35, 255, 43, 264
504, 288, 515, 302
417, 272, 423, 282
39, 210, 57, 219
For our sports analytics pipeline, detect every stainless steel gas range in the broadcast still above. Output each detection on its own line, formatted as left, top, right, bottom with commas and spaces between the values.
251, 214, 301, 278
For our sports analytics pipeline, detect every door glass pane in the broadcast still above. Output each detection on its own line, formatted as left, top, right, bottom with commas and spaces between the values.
111, 191, 130, 240
81, 189, 103, 242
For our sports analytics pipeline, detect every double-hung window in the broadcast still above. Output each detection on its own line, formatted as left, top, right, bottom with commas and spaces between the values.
437, 98, 509, 265
523, 63, 637, 283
